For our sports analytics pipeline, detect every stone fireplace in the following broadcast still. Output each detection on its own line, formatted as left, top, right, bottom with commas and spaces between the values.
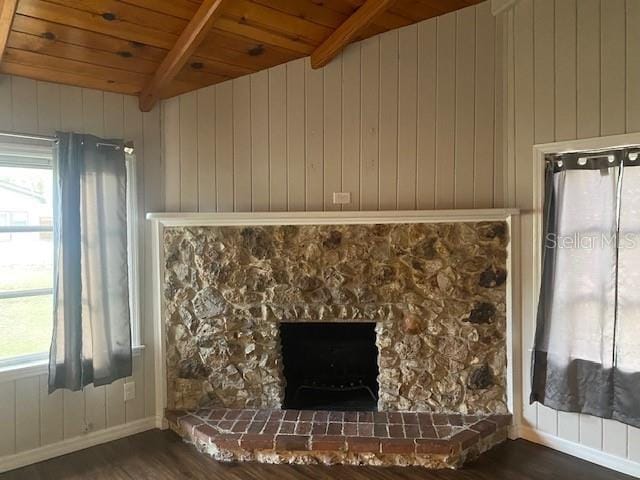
153, 211, 517, 468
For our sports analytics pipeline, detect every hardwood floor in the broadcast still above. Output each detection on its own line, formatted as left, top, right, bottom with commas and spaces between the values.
0, 429, 633, 480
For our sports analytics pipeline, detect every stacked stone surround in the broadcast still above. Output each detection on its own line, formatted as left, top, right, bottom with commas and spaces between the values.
163, 221, 509, 415
167, 408, 511, 469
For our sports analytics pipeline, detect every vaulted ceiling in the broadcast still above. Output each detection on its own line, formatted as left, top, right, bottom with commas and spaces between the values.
0, 0, 483, 111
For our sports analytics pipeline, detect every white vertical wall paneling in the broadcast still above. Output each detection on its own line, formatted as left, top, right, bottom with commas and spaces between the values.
38, 374, 62, 446
554, 0, 576, 142
416, 19, 437, 209
397, 24, 418, 210
532, 0, 557, 438
378, 30, 399, 210
268, 65, 287, 211
232, 76, 252, 212
0, 75, 12, 131
553, 0, 580, 443
15, 377, 39, 452
627, 0, 640, 134
233, 77, 252, 212
435, 13, 456, 208
341, 43, 361, 211
196, 86, 216, 212
493, 13, 506, 209
103, 92, 127, 430
60, 86, 84, 134
11, 78, 37, 133
251, 71, 270, 211
599, 0, 627, 458
359, 36, 380, 210
163, 97, 180, 212
125, 356, 145, 422
513, 0, 536, 431
286, 59, 306, 211
142, 104, 162, 419
474, 1, 495, 208
158, 3, 502, 229
36, 82, 60, 135
454, 7, 476, 209
0, 381, 16, 456
576, 0, 600, 140
627, 0, 640, 463
533, 0, 554, 147
600, 0, 626, 137
81, 88, 108, 435
305, 59, 324, 211
215, 82, 234, 212
123, 94, 147, 423
323, 56, 342, 211
179, 92, 198, 212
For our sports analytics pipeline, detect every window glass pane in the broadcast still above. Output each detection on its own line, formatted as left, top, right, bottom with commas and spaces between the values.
0, 232, 53, 291
0, 294, 52, 359
0, 165, 53, 359
0, 165, 53, 227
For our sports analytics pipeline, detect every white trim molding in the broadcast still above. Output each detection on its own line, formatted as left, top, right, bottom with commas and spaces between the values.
0, 417, 157, 474
0, 345, 146, 383
519, 426, 640, 478
148, 209, 521, 428
147, 209, 520, 226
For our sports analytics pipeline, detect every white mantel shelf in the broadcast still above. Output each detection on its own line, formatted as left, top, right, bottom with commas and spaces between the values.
147, 208, 521, 434
146, 209, 520, 227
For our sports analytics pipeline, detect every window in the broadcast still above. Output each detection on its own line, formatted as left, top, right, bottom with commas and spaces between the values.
0, 148, 54, 366
531, 144, 640, 427
0, 141, 140, 369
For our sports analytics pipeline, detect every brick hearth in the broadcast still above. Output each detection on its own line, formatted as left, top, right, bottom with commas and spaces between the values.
167, 408, 511, 469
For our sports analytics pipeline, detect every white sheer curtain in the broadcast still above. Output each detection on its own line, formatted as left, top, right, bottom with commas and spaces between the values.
532, 149, 640, 427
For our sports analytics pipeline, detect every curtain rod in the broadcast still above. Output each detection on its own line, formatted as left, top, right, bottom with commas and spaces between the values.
0, 130, 134, 154
545, 146, 640, 163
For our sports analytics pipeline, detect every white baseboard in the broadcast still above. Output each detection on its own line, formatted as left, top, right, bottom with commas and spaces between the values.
0, 417, 157, 474
518, 425, 640, 479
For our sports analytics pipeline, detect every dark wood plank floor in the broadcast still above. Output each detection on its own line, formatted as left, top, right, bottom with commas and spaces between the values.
0, 429, 633, 480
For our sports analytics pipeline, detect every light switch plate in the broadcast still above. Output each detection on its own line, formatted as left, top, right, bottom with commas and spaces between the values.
332, 192, 351, 204
124, 381, 136, 402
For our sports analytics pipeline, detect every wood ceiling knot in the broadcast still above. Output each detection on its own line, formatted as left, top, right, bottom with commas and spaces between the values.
0, 0, 484, 112
101, 12, 117, 22
248, 45, 264, 57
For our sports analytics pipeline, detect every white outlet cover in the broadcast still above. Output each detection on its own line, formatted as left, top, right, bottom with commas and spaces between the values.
332, 192, 351, 204
124, 382, 136, 402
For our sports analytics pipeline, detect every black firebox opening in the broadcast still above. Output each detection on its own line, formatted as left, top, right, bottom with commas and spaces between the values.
279, 322, 379, 411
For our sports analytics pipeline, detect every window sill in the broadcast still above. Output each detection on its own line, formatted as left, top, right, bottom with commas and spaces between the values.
0, 345, 146, 383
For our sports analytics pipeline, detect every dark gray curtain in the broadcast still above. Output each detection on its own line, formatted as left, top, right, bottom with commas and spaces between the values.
48, 132, 132, 392
531, 149, 640, 428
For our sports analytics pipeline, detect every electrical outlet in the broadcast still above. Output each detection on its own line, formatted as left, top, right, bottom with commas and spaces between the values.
332, 192, 351, 204
124, 381, 136, 402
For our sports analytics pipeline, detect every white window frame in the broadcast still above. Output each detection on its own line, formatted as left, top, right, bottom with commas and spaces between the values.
0, 140, 142, 377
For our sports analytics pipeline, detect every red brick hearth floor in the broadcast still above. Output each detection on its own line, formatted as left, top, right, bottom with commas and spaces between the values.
167, 409, 512, 469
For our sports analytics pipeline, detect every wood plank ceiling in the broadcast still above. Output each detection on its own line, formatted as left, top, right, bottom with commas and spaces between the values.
0, 0, 483, 111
